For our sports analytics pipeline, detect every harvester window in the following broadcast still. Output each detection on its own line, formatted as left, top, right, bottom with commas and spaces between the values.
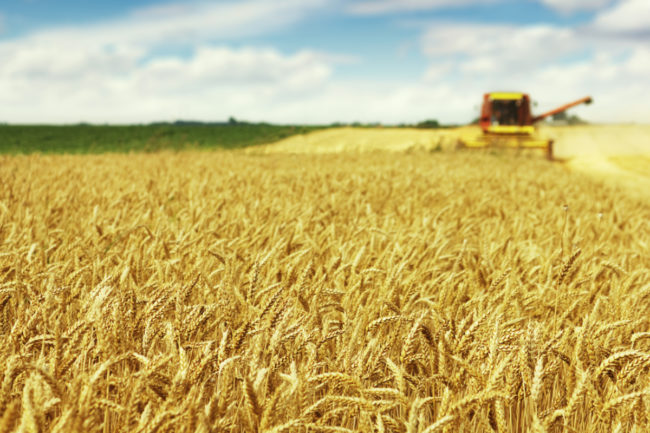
491, 99, 519, 126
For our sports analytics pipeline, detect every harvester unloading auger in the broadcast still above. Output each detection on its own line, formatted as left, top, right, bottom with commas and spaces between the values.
459, 92, 593, 160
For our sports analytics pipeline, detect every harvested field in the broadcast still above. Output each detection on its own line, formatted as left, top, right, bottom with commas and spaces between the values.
609, 155, 650, 179
538, 124, 650, 158
540, 124, 650, 198
1, 129, 650, 432
247, 127, 462, 154
256, 124, 650, 198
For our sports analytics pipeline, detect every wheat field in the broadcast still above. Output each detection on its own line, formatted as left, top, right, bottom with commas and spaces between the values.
1, 146, 649, 433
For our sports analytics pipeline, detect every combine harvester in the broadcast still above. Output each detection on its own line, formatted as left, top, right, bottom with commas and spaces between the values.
459, 92, 592, 160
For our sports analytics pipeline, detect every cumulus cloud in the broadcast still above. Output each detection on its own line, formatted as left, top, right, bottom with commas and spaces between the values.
592, 0, 650, 36
347, 0, 498, 14
0, 44, 333, 123
38, 0, 325, 47
0, 0, 648, 124
418, 19, 650, 123
348, 0, 617, 15
0, 0, 336, 123
0, 0, 328, 85
0, 0, 329, 79
421, 24, 583, 75
539, 0, 614, 14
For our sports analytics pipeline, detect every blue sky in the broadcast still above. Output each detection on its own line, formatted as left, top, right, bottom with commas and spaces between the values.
0, 0, 648, 124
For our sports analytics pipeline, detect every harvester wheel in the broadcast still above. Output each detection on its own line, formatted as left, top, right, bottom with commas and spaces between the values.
547, 140, 554, 161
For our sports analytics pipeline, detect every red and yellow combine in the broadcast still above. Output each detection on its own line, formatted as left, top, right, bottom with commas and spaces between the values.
459, 92, 592, 160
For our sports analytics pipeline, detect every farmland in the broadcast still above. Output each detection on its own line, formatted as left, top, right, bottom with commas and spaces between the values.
1, 126, 650, 432
0, 123, 324, 154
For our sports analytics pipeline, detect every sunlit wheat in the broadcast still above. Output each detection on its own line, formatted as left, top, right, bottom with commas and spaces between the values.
0, 149, 648, 432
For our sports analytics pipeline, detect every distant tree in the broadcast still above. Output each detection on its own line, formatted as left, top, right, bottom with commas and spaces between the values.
551, 111, 587, 125
415, 119, 440, 129
568, 115, 587, 125
174, 120, 206, 126
552, 111, 568, 122
228, 116, 238, 125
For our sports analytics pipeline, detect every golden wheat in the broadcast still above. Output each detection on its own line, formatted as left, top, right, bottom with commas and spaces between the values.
0, 149, 649, 432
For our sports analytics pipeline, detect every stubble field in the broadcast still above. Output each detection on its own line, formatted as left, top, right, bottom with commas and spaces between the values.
1, 130, 650, 433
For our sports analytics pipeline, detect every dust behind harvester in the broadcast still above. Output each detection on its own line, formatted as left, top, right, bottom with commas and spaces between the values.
459, 92, 593, 160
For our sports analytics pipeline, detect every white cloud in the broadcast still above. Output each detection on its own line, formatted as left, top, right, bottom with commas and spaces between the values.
347, 0, 497, 14
539, 0, 614, 14
0, 0, 648, 125
592, 0, 650, 35
0, 0, 336, 123
0, 0, 330, 83
0, 44, 333, 123
52, 0, 324, 47
417, 20, 650, 123
422, 23, 582, 75
350, 0, 616, 15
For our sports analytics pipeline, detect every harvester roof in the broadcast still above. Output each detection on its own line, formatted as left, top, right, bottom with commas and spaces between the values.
486, 92, 527, 100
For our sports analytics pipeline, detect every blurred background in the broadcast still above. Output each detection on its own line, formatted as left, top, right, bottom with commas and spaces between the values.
0, 0, 648, 125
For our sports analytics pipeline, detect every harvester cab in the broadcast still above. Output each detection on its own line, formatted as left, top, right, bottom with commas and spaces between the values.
460, 92, 592, 160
